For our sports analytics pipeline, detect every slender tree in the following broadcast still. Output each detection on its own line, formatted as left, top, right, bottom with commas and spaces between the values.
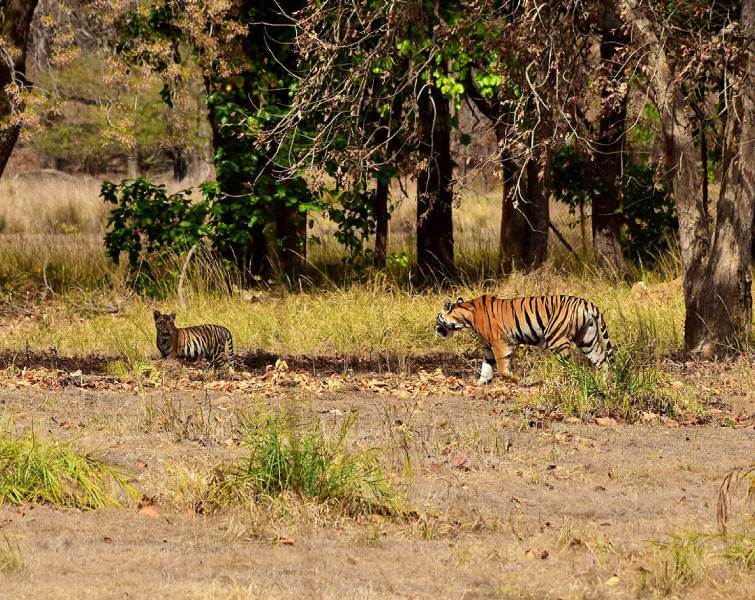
592, 1, 629, 278
416, 75, 455, 277
0, 0, 40, 177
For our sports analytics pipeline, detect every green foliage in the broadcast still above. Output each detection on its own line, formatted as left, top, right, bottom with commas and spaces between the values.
532, 348, 681, 421
552, 146, 678, 263
114, 2, 312, 274
621, 163, 678, 262
202, 409, 399, 516
0, 424, 138, 509
102, 178, 211, 291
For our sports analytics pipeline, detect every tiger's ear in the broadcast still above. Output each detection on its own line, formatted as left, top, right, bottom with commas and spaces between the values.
444, 300, 453, 312
456, 297, 464, 304
169, 312, 176, 320
153, 310, 161, 320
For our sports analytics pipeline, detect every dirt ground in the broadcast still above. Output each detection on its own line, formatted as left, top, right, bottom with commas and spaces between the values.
0, 356, 752, 599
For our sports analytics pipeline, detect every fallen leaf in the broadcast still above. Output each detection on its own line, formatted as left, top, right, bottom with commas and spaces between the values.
595, 417, 617, 427
274, 537, 295, 546
450, 453, 469, 470
606, 575, 620, 587
138, 496, 159, 518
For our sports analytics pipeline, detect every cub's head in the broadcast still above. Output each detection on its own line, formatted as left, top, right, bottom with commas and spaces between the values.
153, 310, 177, 333
435, 297, 474, 339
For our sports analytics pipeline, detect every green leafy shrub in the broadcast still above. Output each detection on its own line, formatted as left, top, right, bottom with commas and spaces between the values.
531, 348, 685, 421
102, 178, 212, 292
552, 145, 677, 264
202, 409, 399, 517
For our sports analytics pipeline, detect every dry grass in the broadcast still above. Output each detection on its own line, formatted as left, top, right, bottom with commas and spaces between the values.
0, 262, 689, 364
0, 535, 23, 573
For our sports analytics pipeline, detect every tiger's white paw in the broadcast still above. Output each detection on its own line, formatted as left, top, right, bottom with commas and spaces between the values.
478, 361, 494, 385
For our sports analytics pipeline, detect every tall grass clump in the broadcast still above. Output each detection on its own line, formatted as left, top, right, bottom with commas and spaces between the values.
0, 424, 138, 509
530, 347, 691, 421
202, 409, 400, 517
643, 531, 710, 596
0, 534, 23, 573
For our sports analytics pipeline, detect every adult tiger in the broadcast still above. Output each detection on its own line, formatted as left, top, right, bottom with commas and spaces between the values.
435, 295, 613, 384
153, 310, 235, 367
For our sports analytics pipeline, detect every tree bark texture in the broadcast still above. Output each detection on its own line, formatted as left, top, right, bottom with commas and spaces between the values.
694, 0, 754, 353
374, 176, 389, 269
416, 81, 455, 279
500, 134, 551, 273
0, 0, 39, 178
373, 95, 403, 269
592, 2, 629, 279
621, 0, 754, 354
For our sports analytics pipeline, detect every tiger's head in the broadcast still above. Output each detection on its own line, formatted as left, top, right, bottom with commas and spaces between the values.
435, 297, 474, 339
153, 310, 177, 357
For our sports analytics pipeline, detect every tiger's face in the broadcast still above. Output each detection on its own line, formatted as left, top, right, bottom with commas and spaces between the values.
435, 297, 474, 339
153, 310, 177, 357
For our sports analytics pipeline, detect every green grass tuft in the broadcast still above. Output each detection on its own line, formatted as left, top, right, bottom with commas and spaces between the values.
721, 531, 755, 568
202, 409, 400, 517
0, 534, 23, 573
529, 347, 693, 421
0, 424, 138, 509
647, 531, 709, 595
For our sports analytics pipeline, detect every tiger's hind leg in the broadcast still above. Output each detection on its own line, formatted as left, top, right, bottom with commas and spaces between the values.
478, 348, 496, 385
545, 335, 573, 360
577, 317, 610, 368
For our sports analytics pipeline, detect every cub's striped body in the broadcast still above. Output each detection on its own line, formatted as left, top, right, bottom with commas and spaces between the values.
153, 310, 234, 367
435, 295, 613, 384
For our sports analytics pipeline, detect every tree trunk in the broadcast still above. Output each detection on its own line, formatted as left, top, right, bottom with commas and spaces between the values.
374, 96, 403, 269
0, 0, 39, 178
692, 0, 754, 354
592, 3, 629, 279
270, 199, 307, 279
374, 175, 389, 268
172, 145, 188, 182
500, 147, 550, 273
621, 0, 753, 354
416, 80, 455, 279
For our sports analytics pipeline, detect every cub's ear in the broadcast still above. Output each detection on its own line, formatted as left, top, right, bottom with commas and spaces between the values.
444, 300, 453, 312
169, 312, 176, 319
456, 297, 464, 304
153, 310, 161, 320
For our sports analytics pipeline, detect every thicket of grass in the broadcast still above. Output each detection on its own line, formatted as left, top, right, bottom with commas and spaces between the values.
642, 528, 755, 595
201, 409, 400, 517
0, 424, 138, 509
0, 535, 23, 573
528, 347, 697, 421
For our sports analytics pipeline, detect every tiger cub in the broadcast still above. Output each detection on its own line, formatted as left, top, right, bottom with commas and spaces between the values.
153, 310, 235, 367
435, 295, 613, 384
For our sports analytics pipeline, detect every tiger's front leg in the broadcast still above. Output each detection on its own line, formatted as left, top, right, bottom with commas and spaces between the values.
492, 339, 519, 383
478, 348, 497, 385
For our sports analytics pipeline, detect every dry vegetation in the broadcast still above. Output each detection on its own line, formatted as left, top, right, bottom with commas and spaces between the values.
0, 175, 752, 598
